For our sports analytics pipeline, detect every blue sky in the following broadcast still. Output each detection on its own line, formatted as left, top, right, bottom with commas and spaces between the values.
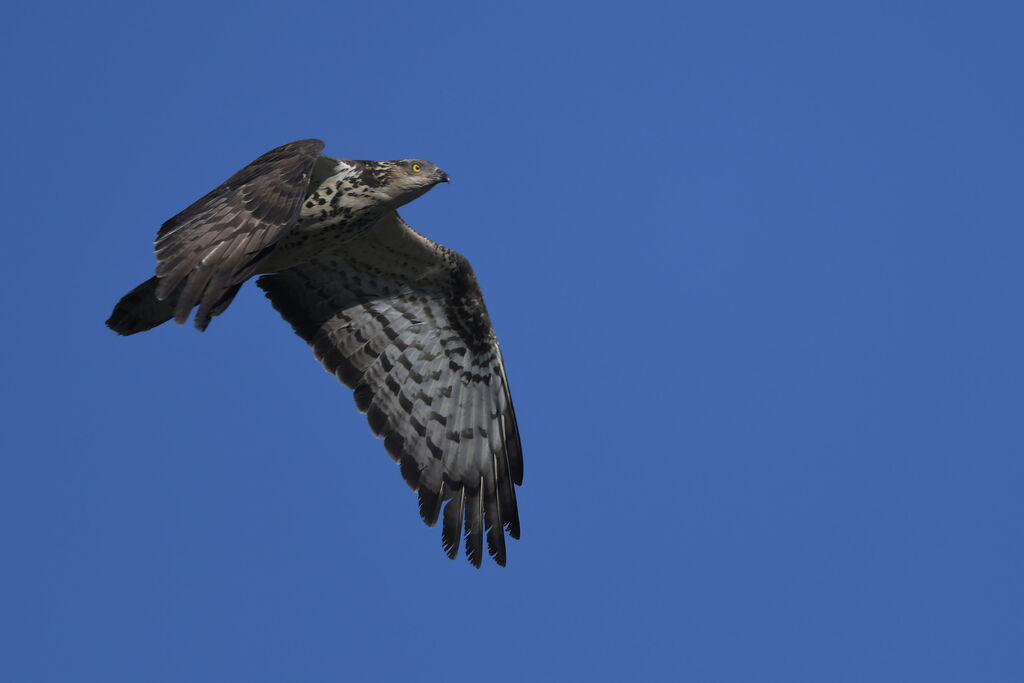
2, 1, 1022, 680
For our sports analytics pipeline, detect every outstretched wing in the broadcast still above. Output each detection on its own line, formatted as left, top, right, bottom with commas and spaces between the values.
153, 138, 325, 330
257, 212, 522, 567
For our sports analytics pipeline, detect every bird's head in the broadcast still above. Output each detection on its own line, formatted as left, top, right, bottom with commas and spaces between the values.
357, 159, 450, 208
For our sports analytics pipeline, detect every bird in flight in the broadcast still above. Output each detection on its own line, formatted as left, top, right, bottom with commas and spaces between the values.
107, 139, 522, 567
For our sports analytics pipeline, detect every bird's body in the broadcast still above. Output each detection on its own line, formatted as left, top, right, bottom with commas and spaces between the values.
264, 157, 433, 269
108, 140, 522, 567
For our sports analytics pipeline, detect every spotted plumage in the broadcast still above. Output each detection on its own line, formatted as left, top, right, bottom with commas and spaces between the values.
107, 140, 522, 567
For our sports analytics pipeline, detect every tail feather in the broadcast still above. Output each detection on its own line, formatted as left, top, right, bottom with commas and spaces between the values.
106, 277, 176, 335
108, 275, 244, 334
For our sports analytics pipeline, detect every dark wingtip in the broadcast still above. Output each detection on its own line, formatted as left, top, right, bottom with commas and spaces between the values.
484, 493, 507, 567
441, 489, 464, 560
464, 485, 484, 568
417, 481, 443, 527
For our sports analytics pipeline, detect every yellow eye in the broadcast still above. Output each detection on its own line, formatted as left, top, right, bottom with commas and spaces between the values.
411, 163, 422, 173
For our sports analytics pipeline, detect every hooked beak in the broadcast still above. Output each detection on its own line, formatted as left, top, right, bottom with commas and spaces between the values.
436, 169, 450, 183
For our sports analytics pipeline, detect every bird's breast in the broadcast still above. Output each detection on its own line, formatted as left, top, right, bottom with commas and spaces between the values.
258, 208, 385, 273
